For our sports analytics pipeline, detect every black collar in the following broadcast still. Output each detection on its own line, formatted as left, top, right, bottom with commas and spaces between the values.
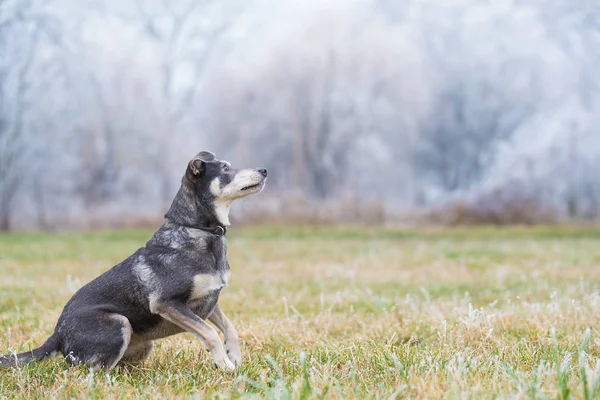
167, 219, 227, 236
195, 225, 227, 236
172, 222, 227, 236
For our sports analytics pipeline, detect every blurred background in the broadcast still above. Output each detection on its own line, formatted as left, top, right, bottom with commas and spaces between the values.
0, 0, 599, 231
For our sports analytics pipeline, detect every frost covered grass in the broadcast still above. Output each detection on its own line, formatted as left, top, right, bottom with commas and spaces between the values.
1, 226, 600, 398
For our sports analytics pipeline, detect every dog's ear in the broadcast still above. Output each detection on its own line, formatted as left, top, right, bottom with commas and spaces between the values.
187, 151, 216, 179
188, 159, 205, 177
195, 151, 216, 162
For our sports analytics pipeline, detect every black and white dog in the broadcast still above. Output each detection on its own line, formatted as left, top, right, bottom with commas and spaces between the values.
0, 151, 267, 371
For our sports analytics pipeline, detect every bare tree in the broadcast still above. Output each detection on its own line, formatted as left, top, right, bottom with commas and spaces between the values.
134, 0, 235, 202
1, 0, 600, 229
0, 0, 41, 230
416, 80, 536, 193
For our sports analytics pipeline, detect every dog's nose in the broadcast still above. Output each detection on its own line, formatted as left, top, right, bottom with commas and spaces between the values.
257, 168, 268, 177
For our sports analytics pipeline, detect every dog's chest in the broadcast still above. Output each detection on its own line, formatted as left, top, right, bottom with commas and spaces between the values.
188, 270, 230, 301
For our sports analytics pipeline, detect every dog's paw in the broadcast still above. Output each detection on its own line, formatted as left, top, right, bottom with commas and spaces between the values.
226, 345, 242, 367
213, 356, 236, 372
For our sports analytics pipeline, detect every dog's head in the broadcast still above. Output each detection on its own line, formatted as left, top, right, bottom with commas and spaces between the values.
183, 151, 267, 226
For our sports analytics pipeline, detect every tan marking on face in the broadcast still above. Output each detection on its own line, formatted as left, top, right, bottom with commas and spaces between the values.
210, 178, 222, 197
209, 169, 265, 225
209, 177, 232, 225
220, 169, 265, 199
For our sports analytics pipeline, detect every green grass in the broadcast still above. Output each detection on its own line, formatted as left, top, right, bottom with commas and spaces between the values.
1, 225, 600, 398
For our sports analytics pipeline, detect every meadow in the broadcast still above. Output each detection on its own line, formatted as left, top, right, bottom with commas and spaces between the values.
1, 226, 600, 398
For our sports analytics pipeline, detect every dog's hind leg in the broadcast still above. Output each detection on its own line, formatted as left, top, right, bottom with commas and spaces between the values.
208, 304, 241, 366
121, 339, 153, 364
62, 313, 132, 371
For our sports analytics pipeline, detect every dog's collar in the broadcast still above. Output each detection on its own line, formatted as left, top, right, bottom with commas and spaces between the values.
194, 225, 227, 236
168, 220, 227, 236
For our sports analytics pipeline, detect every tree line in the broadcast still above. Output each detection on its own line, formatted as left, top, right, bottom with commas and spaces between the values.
1, 0, 599, 230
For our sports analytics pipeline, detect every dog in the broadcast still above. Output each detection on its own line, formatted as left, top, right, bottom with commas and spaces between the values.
0, 151, 267, 371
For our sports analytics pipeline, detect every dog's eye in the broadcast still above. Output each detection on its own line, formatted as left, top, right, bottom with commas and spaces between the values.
222, 164, 230, 172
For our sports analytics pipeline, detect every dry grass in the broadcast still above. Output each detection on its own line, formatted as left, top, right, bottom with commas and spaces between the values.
1, 226, 600, 398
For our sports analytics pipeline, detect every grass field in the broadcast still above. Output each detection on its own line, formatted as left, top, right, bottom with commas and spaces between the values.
1, 226, 600, 398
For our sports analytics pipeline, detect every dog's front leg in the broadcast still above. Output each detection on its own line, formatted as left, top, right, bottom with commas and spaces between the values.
208, 304, 242, 366
152, 300, 235, 371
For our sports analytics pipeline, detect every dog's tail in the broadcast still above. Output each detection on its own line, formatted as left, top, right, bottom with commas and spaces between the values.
0, 335, 59, 368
